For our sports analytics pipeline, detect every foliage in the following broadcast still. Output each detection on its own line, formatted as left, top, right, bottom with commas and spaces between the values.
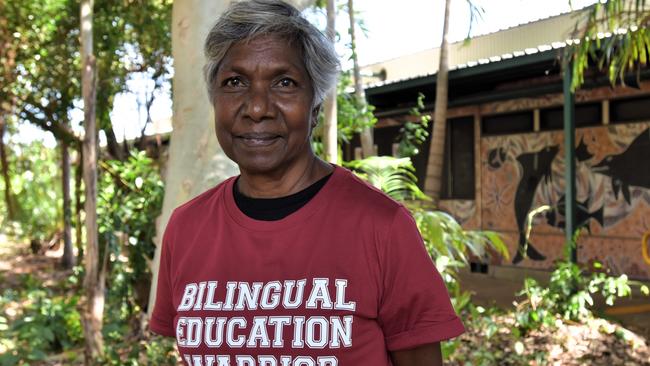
2, 0, 173, 155
0, 268, 179, 366
0, 147, 168, 363
345, 156, 429, 201
413, 209, 508, 271
5, 0, 81, 146
515, 259, 648, 334
100, 336, 178, 366
93, 0, 173, 151
444, 305, 548, 365
514, 212, 650, 335
569, 0, 650, 90
0, 273, 83, 365
2, 140, 62, 242
98, 152, 165, 320
314, 71, 377, 154
337, 71, 377, 142
396, 93, 430, 158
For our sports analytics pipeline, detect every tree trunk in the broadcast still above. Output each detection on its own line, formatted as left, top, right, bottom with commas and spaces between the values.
61, 137, 74, 269
75, 149, 84, 263
322, 0, 338, 163
148, 0, 316, 318
0, 6, 18, 221
0, 115, 16, 220
424, 0, 451, 203
348, 0, 373, 158
80, 0, 104, 361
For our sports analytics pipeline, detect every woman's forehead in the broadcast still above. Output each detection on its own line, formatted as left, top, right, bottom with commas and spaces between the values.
219, 35, 307, 73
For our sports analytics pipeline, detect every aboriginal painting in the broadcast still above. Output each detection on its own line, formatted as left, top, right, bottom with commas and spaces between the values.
441, 122, 650, 280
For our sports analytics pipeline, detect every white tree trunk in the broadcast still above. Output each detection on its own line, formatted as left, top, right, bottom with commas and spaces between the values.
148, 0, 316, 317
80, 0, 103, 362
348, 0, 373, 158
322, 0, 338, 163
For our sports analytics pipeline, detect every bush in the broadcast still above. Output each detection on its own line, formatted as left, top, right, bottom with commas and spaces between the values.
100, 336, 179, 366
98, 151, 165, 325
515, 260, 649, 334
0, 274, 83, 365
2, 140, 62, 243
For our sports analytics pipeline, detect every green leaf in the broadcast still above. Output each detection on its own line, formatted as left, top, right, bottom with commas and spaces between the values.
641, 285, 649, 296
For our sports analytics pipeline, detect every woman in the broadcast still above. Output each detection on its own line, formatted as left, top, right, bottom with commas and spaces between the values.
150, 1, 464, 365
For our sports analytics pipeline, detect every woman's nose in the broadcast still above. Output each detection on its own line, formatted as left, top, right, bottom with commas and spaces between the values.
244, 85, 274, 122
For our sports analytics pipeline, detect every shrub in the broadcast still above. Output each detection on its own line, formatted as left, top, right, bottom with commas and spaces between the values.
0, 274, 83, 365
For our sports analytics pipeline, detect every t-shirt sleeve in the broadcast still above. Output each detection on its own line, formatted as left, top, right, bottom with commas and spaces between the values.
378, 206, 465, 351
149, 214, 177, 337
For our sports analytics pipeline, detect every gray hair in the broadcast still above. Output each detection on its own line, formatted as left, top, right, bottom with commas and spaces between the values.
204, 0, 340, 107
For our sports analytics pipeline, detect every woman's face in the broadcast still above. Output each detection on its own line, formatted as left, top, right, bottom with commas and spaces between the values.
212, 35, 318, 177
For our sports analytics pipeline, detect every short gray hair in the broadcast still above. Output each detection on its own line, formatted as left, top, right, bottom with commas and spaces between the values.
204, 0, 339, 107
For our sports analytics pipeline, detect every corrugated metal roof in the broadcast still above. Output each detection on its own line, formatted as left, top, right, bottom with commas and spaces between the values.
360, 7, 589, 89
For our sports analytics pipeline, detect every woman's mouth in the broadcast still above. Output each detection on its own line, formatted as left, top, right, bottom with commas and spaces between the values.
236, 133, 281, 147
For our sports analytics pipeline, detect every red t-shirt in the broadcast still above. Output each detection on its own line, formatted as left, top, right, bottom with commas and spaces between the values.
151, 165, 464, 365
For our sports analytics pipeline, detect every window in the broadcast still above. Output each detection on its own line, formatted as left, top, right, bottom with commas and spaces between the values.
482, 112, 534, 136
540, 103, 601, 130
611, 95, 650, 123
373, 125, 401, 156
442, 117, 475, 199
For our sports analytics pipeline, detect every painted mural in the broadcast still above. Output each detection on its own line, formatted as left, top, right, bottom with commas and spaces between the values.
473, 122, 650, 279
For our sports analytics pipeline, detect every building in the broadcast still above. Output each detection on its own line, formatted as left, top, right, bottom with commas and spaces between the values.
357, 9, 650, 280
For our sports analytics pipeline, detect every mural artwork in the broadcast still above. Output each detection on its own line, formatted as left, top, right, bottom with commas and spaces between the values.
477, 123, 650, 279
512, 145, 558, 263
592, 128, 650, 204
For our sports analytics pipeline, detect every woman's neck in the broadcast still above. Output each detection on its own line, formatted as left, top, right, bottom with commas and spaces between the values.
237, 156, 333, 198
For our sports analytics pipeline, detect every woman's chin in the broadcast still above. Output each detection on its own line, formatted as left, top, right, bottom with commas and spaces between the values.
235, 157, 284, 176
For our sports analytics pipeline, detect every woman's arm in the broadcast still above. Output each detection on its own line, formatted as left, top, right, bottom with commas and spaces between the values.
390, 342, 443, 366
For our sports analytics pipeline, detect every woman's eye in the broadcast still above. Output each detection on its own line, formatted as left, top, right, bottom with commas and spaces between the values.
277, 78, 296, 87
223, 77, 243, 87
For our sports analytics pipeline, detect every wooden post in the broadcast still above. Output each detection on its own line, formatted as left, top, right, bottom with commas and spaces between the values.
563, 60, 577, 263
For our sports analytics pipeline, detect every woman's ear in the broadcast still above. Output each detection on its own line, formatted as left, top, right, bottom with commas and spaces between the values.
311, 103, 322, 129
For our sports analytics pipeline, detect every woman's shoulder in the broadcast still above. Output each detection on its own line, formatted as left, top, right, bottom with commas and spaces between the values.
331, 165, 406, 217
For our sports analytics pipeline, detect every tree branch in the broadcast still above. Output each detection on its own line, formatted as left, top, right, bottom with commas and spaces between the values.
19, 108, 82, 148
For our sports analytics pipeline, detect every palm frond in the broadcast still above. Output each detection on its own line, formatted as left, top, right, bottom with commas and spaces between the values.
345, 156, 429, 201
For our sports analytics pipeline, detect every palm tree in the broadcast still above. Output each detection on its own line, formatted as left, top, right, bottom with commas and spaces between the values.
425, 0, 482, 203
424, 0, 452, 202
569, 0, 649, 90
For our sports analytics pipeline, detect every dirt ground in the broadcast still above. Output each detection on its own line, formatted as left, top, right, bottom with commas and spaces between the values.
456, 270, 650, 365
0, 238, 73, 290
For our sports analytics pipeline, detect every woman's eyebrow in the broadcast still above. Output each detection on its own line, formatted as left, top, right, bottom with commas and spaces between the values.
224, 61, 304, 75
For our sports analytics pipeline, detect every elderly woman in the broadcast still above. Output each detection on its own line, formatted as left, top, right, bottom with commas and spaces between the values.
150, 1, 464, 365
